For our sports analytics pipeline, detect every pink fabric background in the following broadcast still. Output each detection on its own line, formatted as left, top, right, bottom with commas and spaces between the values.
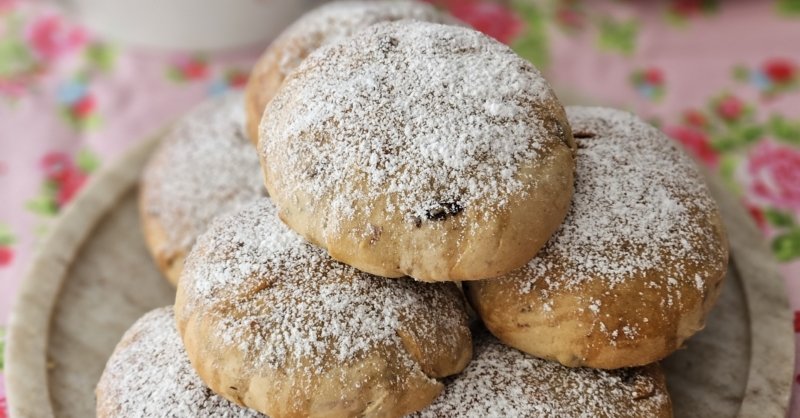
1, 0, 800, 416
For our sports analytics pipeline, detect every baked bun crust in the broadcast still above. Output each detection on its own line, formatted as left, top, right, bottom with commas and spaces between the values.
259, 21, 575, 282
411, 329, 672, 417
175, 199, 472, 418
139, 92, 266, 286
243, 0, 453, 144
466, 107, 728, 369
96, 307, 264, 418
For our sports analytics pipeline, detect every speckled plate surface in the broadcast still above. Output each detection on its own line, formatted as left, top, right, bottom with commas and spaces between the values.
4, 134, 794, 417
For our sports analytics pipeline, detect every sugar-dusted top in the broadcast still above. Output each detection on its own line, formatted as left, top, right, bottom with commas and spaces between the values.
520, 106, 722, 289
261, 20, 569, 231
412, 330, 670, 417
181, 199, 469, 381
273, 0, 454, 79
96, 307, 264, 418
142, 92, 266, 253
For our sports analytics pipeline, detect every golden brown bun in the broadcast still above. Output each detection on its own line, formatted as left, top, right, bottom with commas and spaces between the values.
466, 107, 728, 369
259, 21, 575, 282
243, 0, 454, 144
96, 307, 265, 417
411, 329, 672, 417
139, 92, 266, 286
175, 200, 472, 418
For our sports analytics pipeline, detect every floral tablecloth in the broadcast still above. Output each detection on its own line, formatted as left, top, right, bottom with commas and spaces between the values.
1, 0, 800, 416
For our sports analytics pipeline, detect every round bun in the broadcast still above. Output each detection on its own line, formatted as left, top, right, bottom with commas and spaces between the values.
411, 329, 672, 417
466, 107, 728, 369
175, 199, 473, 417
140, 92, 266, 285
259, 21, 575, 282
244, 0, 454, 144
96, 307, 264, 418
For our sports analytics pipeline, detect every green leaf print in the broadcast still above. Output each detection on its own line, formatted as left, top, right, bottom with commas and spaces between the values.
26, 184, 59, 217
718, 154, 741, 193
0, 14, 36, 78
764, 208, 796, 228
76, 149, 101, 173
732, 65, 750, 82
0, 224, 13, 246
776, 0, 800, 16
0, 327, 5, 371
769, 115, 800, 144
85, 42, 117, 72
773, 229, 800, 262
511, 0, 549, 69
711, 124, 764, 152
597, 18, 638, 55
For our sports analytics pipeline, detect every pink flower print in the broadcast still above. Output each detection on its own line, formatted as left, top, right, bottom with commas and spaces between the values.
734, 59, 797, 98
664, 125, 719, 167
0, 247, 12, 267
763, 58, 795, 85
630, 67, 665, 101
667, 0, 719, 20
227, 70, 249, 89
56, 169, 87, 207
0, 224, 14, 268
644, 68, 664, 85
70, 95, 96, 119
42, 152, 73, 182
747, 141, 800, 211
715, 95, 744, 122
670, 0, 703, 17
168, 56, 209, 82
683, 109, 708, 129
56, 80, 101, 130
0, 0, 17, 12
438, 0, 523, 44
556, 6, 586, 32
209, 69, 250, 95
744, 201, 767, 231
0, 79, 28, 99
40, 152, 87, 207
25, 15, 87, 61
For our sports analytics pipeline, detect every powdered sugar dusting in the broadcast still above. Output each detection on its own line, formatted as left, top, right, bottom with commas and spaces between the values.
412, 330, 670, 417
181, 200, 470, 386
273, 0, 454, 79
261, 21, 566, 232
96, 307, 264, 418
518, 107, 723, 301
142, 91, 266, 254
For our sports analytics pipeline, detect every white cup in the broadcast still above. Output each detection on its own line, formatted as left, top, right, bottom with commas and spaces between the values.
62, 0, 324, 51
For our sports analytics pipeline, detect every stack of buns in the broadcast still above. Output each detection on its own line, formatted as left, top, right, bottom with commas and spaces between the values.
98, 1, 728, 417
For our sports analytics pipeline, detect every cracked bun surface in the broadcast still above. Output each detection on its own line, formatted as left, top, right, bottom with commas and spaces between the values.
466, 107, 728, 369
175, 199, 472, 417
411, 329, 672, 417
140, 92, 265, 285
243, 0, 454, 144
96, 307, 265, 418
259, 21, 575, 282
